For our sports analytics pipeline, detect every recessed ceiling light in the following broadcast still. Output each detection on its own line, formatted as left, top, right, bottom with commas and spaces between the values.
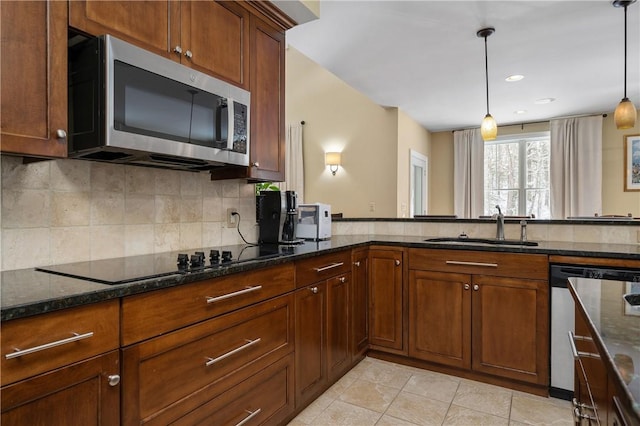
505, 74, 524, 82
514, 110, 527, 114
535, 97, 556, 104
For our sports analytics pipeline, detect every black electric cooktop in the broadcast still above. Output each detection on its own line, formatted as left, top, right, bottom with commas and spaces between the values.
36, 244, 288, 285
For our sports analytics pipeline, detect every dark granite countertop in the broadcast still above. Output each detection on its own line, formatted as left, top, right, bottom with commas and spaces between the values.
2, 235, 640, 321
568, 277, 640, 421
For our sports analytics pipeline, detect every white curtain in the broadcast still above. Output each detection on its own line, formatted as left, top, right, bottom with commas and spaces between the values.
453, 128, 484, 218
284, 123, 305, 202
550, 116, 602, 219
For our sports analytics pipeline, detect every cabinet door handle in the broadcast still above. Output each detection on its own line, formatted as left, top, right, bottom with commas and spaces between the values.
56, 129, 66, 139
5, 332, 94, 360
108, 375, 121, 387
314, 262, 344, 273
310, 286, 318, 294
173, 45, 183, 54
473, 284, 479, 291
184, 50, 193, 59
338, 277, 346, 283
206, 286, 262, 304
568, 331, 600, 359
446, 260, 498, 268
395, 259, 401, 266
235, 408, 262, 426
251, 162, 260, 168
205, 338, 261, 367
464, 284, 470, 290
354, 261, 360, 267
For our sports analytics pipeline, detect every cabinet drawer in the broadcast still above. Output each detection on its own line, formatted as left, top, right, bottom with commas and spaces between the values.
122, 294, 294, 425
169, 354, 294, 426
1, 300, 120, 386
408, 248, 548, 280
296, 250, 351, 288
122, 263, 294, 345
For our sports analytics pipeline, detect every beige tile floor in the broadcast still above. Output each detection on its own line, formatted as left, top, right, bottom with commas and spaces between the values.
287, 357, 573, 426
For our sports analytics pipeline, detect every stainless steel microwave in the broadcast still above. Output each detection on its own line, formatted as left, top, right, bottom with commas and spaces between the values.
68, 35, 250, 171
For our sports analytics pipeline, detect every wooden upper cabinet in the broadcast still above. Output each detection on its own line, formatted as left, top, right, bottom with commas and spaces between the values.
0, 0, 67, 157
69, 0, 249, 88
247, 15, 285, 181
69, 1, 175, 58
181, 1, 249, 88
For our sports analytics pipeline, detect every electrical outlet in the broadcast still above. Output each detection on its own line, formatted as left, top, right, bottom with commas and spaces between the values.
226, 207, 238, 228
369, 202, 375, 212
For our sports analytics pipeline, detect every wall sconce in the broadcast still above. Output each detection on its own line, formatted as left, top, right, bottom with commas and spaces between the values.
325, 152, 342, 175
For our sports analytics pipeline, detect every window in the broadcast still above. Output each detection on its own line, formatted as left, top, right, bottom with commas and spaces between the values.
484, 132, 550, 218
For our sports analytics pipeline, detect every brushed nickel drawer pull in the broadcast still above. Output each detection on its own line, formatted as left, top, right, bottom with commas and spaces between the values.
205, 338, 261, 366
235, 408, 262, 426
354, 261, 361, 267
314, 262, 344, 273
5, 332, 94, 359
339, 277, 346, 283
445, 260, 498, 268
206, 286, 262, 304
568, 332, 600, 359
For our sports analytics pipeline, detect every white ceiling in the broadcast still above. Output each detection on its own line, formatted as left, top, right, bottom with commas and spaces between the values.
285, 0, 640, 132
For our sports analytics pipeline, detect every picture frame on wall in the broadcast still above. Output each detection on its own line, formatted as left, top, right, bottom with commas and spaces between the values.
624, 134, 640, 192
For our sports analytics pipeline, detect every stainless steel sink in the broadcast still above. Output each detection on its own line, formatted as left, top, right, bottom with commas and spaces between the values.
424, 237, 538, 246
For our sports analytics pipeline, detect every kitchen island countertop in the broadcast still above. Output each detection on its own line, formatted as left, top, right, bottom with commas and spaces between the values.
568, 277, 640, 422
3, 235, 640, 321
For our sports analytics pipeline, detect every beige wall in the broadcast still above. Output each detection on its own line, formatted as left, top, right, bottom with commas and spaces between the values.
397, 109, 431, 217
286, 46, 399, 217
602, 114, 640, 216
429, 116, 640, 217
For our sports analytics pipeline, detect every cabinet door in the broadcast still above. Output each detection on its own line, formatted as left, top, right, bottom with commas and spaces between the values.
327, 273, 351, 381
351, 249, 369, 361
248, 15, 285, 181
1, 351, 120, 426
1, 0, 67, 157
295, 283, 327, 407
369, 249, 404, 352
471, 275, 549, 385
69, 0, 176, 59
409, 270, 471, 369
180, 0, 249, 88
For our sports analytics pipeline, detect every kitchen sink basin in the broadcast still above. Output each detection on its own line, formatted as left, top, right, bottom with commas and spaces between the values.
424, 237, 538, 246
623, 293, 640, 307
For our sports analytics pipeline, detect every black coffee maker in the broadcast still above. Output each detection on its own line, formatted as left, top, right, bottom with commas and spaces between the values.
257, 190, 303, 245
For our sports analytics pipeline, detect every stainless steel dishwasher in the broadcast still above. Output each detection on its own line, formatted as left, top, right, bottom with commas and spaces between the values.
549, 264, 640, 400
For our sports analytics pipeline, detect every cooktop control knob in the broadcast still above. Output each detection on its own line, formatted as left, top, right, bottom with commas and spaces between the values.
177, 253, 189, 268
210, 250, 220, 263
222, 250, 232, 262
190, 253, 204, 268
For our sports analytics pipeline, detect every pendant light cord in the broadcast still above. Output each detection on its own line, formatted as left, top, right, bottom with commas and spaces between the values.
484, 35, 490, 114
624, 3, 628, 99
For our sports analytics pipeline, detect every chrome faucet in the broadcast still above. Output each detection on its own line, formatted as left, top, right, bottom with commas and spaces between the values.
495, 205, 505, 240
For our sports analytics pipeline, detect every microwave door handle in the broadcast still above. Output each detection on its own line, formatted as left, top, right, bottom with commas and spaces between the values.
227, 98, 235, 150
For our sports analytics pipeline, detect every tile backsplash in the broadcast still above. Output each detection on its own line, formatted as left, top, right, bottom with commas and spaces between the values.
1, 156, 258, 270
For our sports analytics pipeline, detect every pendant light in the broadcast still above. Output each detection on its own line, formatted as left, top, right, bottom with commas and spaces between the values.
613, 0, 637, 129
477, 27, 497, 141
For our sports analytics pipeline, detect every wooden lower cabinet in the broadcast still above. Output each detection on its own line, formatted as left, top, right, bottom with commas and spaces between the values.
122, 294, 294, 425
170, 354, 294, 426
295, 281, 327, 407
295, 264, 351, 408
351, 248, 369, 362
1, 350, 120, 425
408, 249, 549, 387
409, 270, 471, 369
369, 247, 405, 353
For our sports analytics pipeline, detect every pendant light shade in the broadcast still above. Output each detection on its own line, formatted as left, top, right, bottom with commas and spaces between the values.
481, 113, 498, 141
477, 27, 497, 141
613, 0, 637, 129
